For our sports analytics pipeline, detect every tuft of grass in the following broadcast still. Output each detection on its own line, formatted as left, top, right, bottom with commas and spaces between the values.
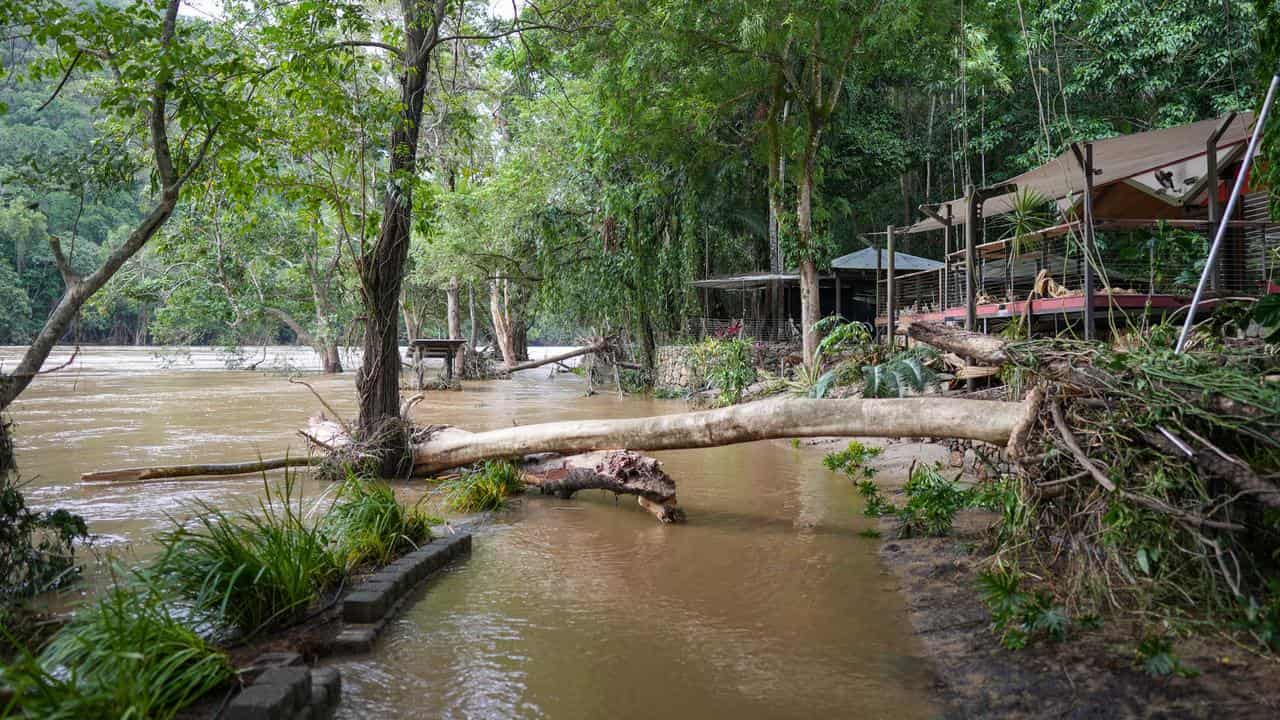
441, 461, 524, 513
325, 475, 437, 571
856, 528, 881, 539
152, 475, 340, 637
4, 575, 233, 720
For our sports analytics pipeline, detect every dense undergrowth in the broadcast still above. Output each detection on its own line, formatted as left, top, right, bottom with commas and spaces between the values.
828, 317, 1280, 672
1, 471, 437, 718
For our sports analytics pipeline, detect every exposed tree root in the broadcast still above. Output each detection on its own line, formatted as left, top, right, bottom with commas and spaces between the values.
521, 451, 686, 522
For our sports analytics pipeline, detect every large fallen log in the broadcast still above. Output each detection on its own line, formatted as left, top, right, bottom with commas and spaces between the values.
81, 456, 314, 484
411, 396, 1028, 474
521, 450, 686, 522
493, 340, 609, 375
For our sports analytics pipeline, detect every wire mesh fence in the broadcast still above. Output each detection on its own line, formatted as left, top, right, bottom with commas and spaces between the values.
878, 218, 1280, 323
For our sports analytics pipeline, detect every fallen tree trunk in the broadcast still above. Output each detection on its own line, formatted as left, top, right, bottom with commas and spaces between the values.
492, 341, 609, 375
412, 396, 1027, 474
81, 456, 314, 483
520, 450, 685, 522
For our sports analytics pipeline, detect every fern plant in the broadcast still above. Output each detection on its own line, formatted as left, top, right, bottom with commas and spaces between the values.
861, 355, 936, 398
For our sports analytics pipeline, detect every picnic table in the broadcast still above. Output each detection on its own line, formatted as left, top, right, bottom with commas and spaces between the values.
408, 338, 467, 388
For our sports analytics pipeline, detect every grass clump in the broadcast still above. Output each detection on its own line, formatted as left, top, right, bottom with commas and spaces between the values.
152, 476, 340, 637
325, 475, 437, 570
2, 576, 233, 719
690, 337, 757, 405
442, 460, 524, 513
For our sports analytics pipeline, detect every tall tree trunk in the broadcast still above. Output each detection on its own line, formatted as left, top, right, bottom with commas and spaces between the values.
321, 344, 343, 374
467, 282, 478, 351
489, 279, 517, 367
796, 149, 820, 367
446, 277, 464, 369
356, 0, 448, 477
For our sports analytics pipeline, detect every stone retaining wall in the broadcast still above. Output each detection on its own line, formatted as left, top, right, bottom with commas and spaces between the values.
227, 653, 341, 720
331, 530, 473, 653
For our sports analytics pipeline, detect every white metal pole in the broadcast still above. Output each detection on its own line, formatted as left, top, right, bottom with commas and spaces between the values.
1176, 73, 1280, 353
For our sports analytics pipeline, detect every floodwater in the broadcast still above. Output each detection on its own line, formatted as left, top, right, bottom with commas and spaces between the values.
2, 345, 936, 720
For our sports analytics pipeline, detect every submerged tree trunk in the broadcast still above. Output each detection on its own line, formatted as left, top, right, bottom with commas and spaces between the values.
467, 282, 478, 351
491, 341, 609, 376
446, 277, 464, 370
796, 152, 821, 366
489, 278, 517, 368
412, 396, 1027, 474
356, 0, 448, 478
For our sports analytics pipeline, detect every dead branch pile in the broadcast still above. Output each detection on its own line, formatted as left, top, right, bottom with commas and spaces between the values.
909, 321, 1280, 625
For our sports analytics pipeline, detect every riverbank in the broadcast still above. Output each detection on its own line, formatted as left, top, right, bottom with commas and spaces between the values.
852, 438, 1280, 719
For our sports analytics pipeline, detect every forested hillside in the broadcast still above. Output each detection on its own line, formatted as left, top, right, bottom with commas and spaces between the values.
0, 0, 1267, 352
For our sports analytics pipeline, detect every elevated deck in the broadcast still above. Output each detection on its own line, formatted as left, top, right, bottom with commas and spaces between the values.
876, 293, 1189, 326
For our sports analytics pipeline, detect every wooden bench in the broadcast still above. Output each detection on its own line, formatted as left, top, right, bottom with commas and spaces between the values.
408, 339, 467, 388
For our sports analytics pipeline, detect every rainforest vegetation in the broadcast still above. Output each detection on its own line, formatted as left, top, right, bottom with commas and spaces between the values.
2, 0, 1280, 716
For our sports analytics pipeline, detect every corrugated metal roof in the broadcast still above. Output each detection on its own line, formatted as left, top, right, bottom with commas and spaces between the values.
689, 272, 800, 289
831, 247, 944, 271
906, 112, 1255, 234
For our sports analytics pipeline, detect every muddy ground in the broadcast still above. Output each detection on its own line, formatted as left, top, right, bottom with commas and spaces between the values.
815, 437, 1280, 719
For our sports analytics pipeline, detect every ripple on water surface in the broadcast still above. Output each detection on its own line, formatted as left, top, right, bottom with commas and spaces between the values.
5, 345, 935, 720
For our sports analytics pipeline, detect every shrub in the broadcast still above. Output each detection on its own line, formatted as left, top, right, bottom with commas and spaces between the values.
855, 480, 897, 518
1, 473, 88, 606
977, 567, 1070, 650
895, 463, 973, 538
152, 476, 340, 636
442, 461, 524, 513
326, 475, 436, 570
822, 440, 883, 479
3, 577, 233, 719
690, 337, 757, 405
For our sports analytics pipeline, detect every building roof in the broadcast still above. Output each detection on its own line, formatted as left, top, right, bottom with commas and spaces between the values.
906, 112, 1256, 234
831, 247, 944, 272
689, 272, 801, 289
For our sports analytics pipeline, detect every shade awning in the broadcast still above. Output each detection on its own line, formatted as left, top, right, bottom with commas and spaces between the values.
906, 112, 1255, 234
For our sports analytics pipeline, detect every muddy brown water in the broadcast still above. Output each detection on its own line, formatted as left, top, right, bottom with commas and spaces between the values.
3, 345, 936, 720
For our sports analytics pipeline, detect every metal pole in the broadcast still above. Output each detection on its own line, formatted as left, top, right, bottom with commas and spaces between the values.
874, 235, 882, 340
886, 224, 896, 348
1082, 143, 1096, 340
943, 205, 952, 312
964, 185, 978, 331
1176, 72, 1280, 353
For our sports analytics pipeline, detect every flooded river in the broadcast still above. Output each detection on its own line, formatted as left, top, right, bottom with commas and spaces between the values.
2, 345, 936, 720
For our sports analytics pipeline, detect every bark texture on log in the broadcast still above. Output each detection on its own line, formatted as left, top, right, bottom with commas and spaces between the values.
412, 396, 1026, 474
521, 451, 686, 522
906, 321, 1009, 365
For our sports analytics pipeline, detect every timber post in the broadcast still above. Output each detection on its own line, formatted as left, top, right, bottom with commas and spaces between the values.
886, 224, 896, 349
1205, 113, 1236, 292
964, 184, 978, 333
1071, 142, 1098, 340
